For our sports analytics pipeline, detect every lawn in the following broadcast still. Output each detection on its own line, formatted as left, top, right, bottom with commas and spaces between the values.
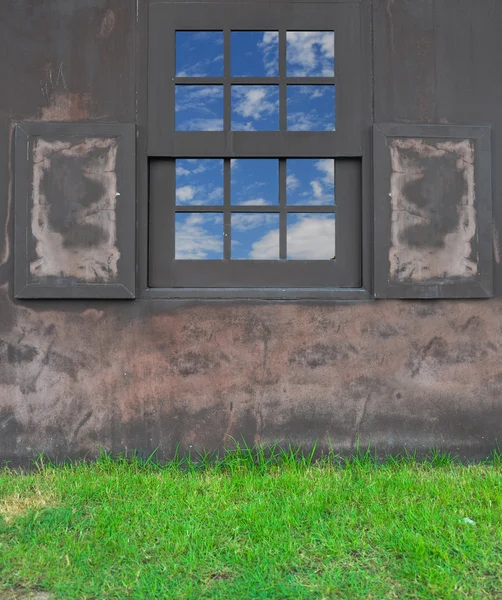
0, 448, 501, 600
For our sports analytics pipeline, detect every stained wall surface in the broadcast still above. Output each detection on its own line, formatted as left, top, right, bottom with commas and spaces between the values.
0, 0, 501, 464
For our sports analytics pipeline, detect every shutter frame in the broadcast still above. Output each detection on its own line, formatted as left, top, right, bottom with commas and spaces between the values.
373, 123, 492, 299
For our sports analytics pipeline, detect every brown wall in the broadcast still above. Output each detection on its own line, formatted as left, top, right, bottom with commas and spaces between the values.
1, 0, 501, 464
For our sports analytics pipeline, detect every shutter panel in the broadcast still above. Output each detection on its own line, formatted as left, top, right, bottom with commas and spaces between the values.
373, 123, 492, 299
14, 122, 135, 299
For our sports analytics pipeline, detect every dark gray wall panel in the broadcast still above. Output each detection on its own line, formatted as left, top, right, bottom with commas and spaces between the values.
14, 122, 135, 299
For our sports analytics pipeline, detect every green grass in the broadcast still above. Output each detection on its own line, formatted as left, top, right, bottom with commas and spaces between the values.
0, 447, 501, 600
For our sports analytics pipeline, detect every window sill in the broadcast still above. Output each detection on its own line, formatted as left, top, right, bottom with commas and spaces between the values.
140, 287, 372, 301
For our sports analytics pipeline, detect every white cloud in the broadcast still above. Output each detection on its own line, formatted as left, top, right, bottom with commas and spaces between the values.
315, 159, 334, 186
176, 166, 191, 176
178, 118, 224, 132
286, 32, 335, 77
287, 110, 334, 132
287, 174, 300, 191
310, 180, 323, 198
207, 186, 224, 202
232, 121, 256, 132
175, 214, 223, 259
232, 86, 278, 121
250, 215, 335, 259
176, 86, 223, 130
239, 198, 268, 206
232, 213, 277, 231
176, 185, 195, 203
258, 31, 279, 76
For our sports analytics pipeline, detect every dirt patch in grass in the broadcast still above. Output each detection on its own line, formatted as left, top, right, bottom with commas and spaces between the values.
0, 491, 57, 523
0, 591, 51, 600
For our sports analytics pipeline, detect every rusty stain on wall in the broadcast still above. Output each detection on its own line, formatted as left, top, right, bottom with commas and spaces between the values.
99, 9, 116, 38
30, 137, 120, 282
389, 138, 478, 282
0, 286, 501, 464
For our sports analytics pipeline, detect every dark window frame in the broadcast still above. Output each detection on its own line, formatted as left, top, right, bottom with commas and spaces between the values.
137, 0, 373, 300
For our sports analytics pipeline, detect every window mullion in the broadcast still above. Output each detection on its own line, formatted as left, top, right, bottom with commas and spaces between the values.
279, 26, 287, 132
279, 158, 287, 260
224, 158, 231, 259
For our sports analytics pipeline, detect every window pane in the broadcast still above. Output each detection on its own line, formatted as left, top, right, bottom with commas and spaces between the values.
231, 31, 279, 77
286, 159, 335, 206
231, 213, 280, 260
287, 214, 335, 260
286, 31, 335, 77
175, 213, 224, 259
287, 85, 335, 131
231, 159, 278, 205
175, 85, 224, 131
176, 31, 224, 77
176, 159, 224, 206
231, 86, 279, 131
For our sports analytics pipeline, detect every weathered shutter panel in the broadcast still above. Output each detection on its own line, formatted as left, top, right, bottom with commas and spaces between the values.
373, 123, 492, 299
14, 122, 136, 299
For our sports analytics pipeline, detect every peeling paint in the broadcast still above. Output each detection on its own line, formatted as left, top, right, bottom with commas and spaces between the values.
40, 92, 93, 122
30, 137, 120, 282
493, 223, 500, 264
99, 9, 116, 38
389, 138, 478, 282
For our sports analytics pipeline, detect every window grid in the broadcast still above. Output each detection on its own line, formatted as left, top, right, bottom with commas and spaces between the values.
174, 158, 336, 260
173, 28, 336, 133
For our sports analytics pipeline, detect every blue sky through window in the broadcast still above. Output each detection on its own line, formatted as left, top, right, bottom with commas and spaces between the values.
231, 159, 279, 205
176, 31, 224, 77
286, 31, 335, 77
176, 159, 224, 205
231, 31, 279, 77
231, 86, 279, 131
287, 159, 335, 205
175, 31, 335, 132
287, 214, 336, 259
287, 86, 335, 131
175, 86, 224, 131
175, 213, 224, 259
231, 214, 280, 259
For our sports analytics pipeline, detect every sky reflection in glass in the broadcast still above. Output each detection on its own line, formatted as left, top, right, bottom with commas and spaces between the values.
231, 159, 279, 205
286, 159, 335, 206
231, 31, 279, 77
231, 86, 279, 131
286, 32, 335, 77
231, 214, 280, 259
176, 31, 224, 77
175, 85, 224, 131
287, 214, 335, 259
176, 159, 224, 206
287, 85, 335, 131
175, 213, 224, 259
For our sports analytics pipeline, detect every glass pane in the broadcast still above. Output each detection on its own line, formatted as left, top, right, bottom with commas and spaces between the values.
231, 86, 279, 131
286, 31, 335, 77
231, 159, 279, 205
231, 31, 279, 77
287, 85, 335, 131
231, 213, 280, 260
175, 85, 224, 131
176, 31, 224, 77
176, 159, 224, 206
287, 214, 335, 260
286, 159, 335, 206
175, 213, 223, 259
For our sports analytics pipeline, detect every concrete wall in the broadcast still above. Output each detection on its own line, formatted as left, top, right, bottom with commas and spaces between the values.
1, 0, 501, 464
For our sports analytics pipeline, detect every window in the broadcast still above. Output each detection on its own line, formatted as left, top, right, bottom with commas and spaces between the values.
147, 0, 368, 296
